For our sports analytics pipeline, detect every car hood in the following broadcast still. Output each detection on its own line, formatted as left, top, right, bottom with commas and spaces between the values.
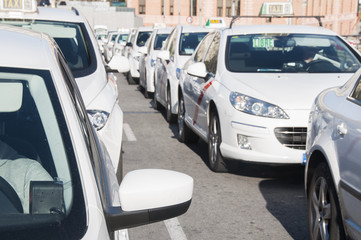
221, 72, 353, 110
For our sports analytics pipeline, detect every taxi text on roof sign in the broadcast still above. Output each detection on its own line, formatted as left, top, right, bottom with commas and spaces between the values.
0, 0, 37, 12
205, 17, 226, 28
259, 2, 293, 16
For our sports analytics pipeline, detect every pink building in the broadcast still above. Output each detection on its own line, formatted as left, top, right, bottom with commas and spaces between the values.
126, 0, 360, 35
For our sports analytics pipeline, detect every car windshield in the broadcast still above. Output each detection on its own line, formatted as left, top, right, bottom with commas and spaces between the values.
136, 31, 152, 47
179, 32, 208, 55
0, 67, 85, 237
154, 33, 169, 50
226, 34, 361, 73
0, 20, 90, 72
117, 34, 128, 43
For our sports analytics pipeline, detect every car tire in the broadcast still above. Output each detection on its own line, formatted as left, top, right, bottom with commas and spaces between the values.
127, 72, 136, 85
208, 110, 230, 172
166, 86, 176, 123
153, 85, 161, 110
307, 162, 345, 240
177, 93, 198, 143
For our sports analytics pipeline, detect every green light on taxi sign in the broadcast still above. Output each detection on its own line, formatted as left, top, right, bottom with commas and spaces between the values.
253, 38, 274, 48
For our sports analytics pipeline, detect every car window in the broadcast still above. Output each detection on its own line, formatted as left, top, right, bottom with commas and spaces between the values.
204, 33, 220, 74
0, 66, 86, 238
154, 33, 170, 50
351, 79, 361, 102
117, 34, 128, 43
1, 20, 91, 72
225, 34, 361, 73
194, 32, 215, 62
169, 30, 177, 57
179, 32, 209, 55
136, 31, 152, 47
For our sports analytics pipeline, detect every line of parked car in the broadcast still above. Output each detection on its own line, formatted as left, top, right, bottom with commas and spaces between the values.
0, 0, 194, 239
102, 17, 361, 240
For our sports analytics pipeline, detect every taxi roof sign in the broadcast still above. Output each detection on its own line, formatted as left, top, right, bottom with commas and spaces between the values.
205, 17, 226, 29
153, 22, 166, 29
0, 0, 37, 12
259, 2, 293, 16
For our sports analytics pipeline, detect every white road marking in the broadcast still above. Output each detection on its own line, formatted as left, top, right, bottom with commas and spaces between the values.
164, 218, 188, 240
123, 123, 137, 141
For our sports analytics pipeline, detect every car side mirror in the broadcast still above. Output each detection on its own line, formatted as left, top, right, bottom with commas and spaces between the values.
107, 55, 130, 73
126, 42, 133, 47
187, 62, 208, 79
106, 169, 193, 231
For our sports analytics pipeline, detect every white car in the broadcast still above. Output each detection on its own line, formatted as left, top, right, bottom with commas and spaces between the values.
0, 4, 129, 177
305, 68, 361, 240
126, 26, 152, 84
112, 29, 131, 57
139, 27, 173, 98
103, 31, 121, 62
178, 24, 361, 172
0, 24, 193, 239
154, 25, 210, 122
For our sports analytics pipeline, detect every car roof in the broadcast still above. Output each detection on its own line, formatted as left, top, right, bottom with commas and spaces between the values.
0, 25, 55, 70
156, 27, 173, 34
179, 25, 210, 33
224, 24, 338, 36
0, 6, 84, 23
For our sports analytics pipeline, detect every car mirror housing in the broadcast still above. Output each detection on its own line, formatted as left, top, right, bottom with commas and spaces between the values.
107, 55, 130, 73
126, 42, 133, 47
105, 169, 193, 231
187, 62, 208, 79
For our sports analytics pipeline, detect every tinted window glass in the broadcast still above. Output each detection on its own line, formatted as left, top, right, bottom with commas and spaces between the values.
136, 31, 152, 47
179, 32, 208, 55
226, 34, 361, 73
154, 33, 170, 50
351, 79, 361, 102
117, 34, 129, 43
1, 20, 91, 72
194, 32, 214, 62
0, 67, 85, 239
204, 33, 220, 74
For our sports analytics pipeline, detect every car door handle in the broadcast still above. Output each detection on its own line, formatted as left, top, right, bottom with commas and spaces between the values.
337, 122, 348, 136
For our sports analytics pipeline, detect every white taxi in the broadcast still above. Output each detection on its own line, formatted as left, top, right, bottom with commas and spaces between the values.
139, 27, 173, 98
154, 25, 210, 122
0, 1, 129, 177
178, 24, 361, 172
126, 26, 152, 84
0, 24, 193, 240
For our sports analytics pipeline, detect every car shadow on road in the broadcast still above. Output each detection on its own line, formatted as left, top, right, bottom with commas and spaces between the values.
166, 122, 308, 239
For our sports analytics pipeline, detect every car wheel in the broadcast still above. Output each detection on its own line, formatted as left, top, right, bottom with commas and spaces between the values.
308, 162, 345, 240
208, 110, 230, 172
153, 85, 161, 110
127, 72, 136, 85
166, 87, 176, 123
177, 93, 198, 143
144, 72, 151, 99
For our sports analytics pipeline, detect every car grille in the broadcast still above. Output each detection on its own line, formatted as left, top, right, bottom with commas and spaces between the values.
274, 127, 307, 150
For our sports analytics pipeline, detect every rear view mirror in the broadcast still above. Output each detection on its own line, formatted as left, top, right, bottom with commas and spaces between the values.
108, 55, 130, 73
157, 50, 170, 61
187, 62, 208, 79
138, 46, 148, 55
0, 82, 23, 112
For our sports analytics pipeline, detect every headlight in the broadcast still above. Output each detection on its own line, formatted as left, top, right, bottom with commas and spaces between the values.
87, 110, 110, 130
229, 92, 289, 119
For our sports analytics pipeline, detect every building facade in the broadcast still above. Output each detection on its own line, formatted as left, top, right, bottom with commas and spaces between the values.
126, 0, 360, 35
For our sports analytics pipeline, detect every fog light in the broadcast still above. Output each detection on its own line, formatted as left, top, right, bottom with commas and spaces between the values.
237, 134, 252, 150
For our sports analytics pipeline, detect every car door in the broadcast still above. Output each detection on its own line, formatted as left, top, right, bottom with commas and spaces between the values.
183, 32, 216, 135
335, 78, 361, 233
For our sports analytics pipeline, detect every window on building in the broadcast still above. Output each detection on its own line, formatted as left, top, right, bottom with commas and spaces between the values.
162, 0, 164, 15
217, 0, 223, 17
236, 0, 240, 16
190, 0, 197, 16
226, 0, 232, 17
170, 0, 174, 15
139, 0, 145, 14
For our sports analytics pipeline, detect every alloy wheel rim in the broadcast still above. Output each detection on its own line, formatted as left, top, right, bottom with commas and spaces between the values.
209, 116, 219, 165
311, 177, 331, 240
178, 98, 184, 136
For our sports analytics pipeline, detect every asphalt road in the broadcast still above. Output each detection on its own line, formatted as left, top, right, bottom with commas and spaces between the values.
116, 73, 308, 240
